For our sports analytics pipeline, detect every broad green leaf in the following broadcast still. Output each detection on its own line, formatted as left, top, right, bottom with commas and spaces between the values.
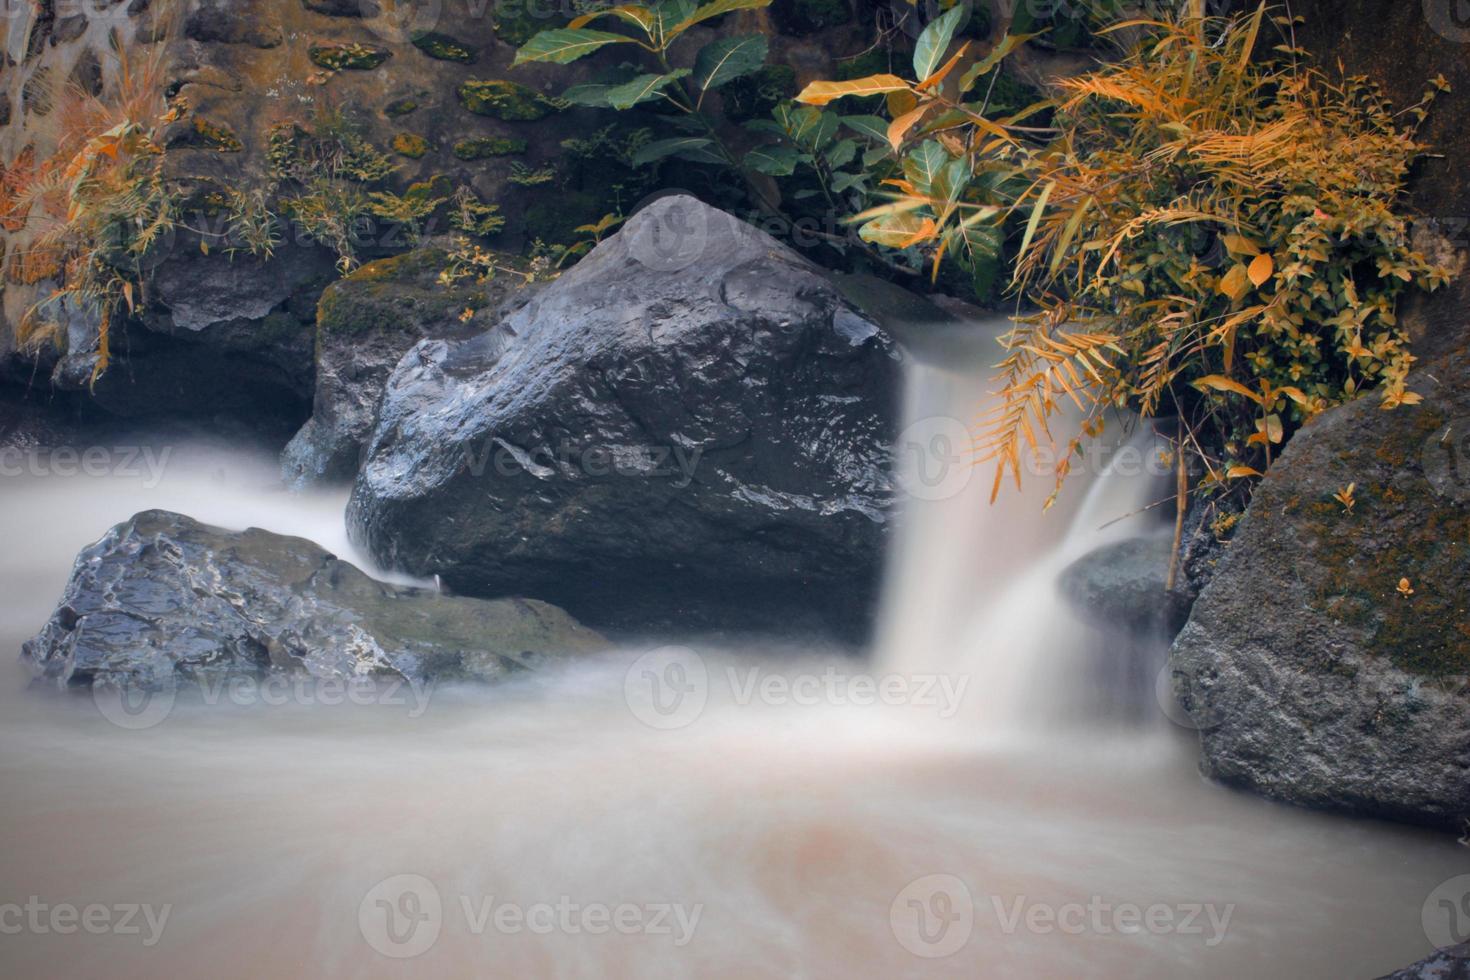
840, 115, 889, 143
903, 140, 951, 193
913, 5, 967, 82
795, 75, 911, 106
561, 83, 613, 107
825, 138, 858, 169
745, 144, 802, 176
605, 69, 691, 109
959, 33, 1039, 92
692, 35, 768, 91
631, 136, 715, 166
673, 0, 773, 34
513, 28, 635, 66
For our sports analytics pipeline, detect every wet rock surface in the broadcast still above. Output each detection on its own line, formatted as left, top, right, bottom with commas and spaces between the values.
281, 247, 536, 488
1058, 535, 1184, 637
23, 510, 608, 690
348, 195, 903, 639
1170, 352, 1470, 831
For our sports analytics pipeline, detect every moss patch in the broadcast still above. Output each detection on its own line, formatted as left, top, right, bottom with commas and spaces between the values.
309, 43, 391, 71
458, 79, 554, 121
411, 31, 477, 63
385, 98, 419, 118
452, 136, 528, 160
1272, 406, 1470, 678
392, 133, 431, 158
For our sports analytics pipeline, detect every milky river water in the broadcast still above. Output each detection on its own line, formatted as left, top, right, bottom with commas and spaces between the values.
0, 426, 1462, 979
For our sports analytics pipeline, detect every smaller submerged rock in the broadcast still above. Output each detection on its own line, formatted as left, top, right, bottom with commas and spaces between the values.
22, 511, 607, 692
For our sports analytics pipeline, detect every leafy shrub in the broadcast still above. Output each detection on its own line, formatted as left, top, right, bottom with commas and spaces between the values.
800, 4, 1454, 499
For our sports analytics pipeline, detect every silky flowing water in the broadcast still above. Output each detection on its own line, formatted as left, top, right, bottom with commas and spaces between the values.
0, 347, 1463, 977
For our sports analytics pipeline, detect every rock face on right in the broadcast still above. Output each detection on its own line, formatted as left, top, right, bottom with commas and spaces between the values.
1170, 353, 1470, 831
347, 195, 902, 638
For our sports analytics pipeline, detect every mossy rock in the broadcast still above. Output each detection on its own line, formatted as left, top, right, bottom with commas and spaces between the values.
309, 42, 391, 71
385, 98, 419, 118
318, 248, 473, 337
452, 136, 528, 160
770, 0, 850, 35
410, 31, 477, 63
721, 65, 797, 123
392, 133, 431, 158
458, 79, 554, 121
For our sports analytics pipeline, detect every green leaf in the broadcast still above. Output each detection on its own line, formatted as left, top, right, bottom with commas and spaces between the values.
745, 144, 802, 176
674, 0, 773, 34
561, 83, 613, 107
840, 115, 889, 143
631, 136, 715, 166
903, 140, 951, 193
693, 34, 769, 91
513, 28, 635, 66
913, 5, 967, 82
605, 69, 691, 109
654, 0, 699, 38
825, 138, 858, 169
786, 106, 839, 150
959, 33, 1039, 92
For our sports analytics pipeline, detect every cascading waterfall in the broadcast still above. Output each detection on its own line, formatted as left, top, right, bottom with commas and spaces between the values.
876, 318, 1172, 734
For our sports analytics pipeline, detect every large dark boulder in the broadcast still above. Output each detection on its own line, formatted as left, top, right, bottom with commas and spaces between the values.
281, 247, 537, 487
22, 510, 607, 691
1169, 351, 1470, 831
347, 195, 903, 639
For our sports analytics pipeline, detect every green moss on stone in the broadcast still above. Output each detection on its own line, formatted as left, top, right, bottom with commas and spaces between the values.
458, 79, 553, 121
385, 98, 419, 118
410, 31, 477, 63
309, 42, 391, 71
392, 133, 431, 158
452, 136, 528, 160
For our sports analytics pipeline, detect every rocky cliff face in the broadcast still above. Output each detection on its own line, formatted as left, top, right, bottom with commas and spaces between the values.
0, 0, 872, 420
